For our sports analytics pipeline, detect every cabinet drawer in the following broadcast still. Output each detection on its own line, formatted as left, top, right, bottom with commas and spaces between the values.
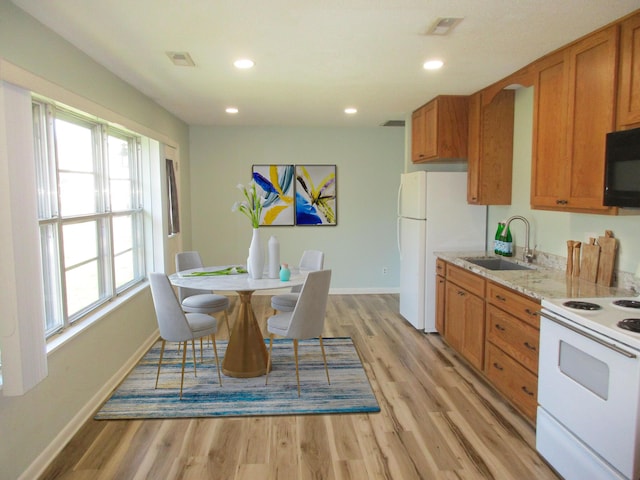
487, 282, 540, 328
485, 343, 538, 422
436, 258, 446, 276
446, 264, 485, 298
486, 305, 539, 374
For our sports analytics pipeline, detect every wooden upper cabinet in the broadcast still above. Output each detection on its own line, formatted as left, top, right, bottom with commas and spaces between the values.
411, 95, 469, 163
467, 89, 515, 205
617, 12, 640, 128
531, 26, 618, 213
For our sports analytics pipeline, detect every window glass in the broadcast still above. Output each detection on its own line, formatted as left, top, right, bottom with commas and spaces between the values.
108, 135, 133, 211
65, 261, 100, 317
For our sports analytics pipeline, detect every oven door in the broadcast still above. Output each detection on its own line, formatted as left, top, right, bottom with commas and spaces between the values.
538, 312, 640, 480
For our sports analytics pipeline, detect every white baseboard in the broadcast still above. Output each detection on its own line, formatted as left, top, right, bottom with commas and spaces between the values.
19, 329, 159, 480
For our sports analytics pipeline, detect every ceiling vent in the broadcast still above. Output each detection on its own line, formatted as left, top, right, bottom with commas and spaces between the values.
425, 17, 463, 36
166, 51, 195, 67
381, 120, 405, 127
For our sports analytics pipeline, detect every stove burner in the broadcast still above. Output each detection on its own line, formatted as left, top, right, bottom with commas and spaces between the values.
618, 318, 640, 333
613, 300, 640, 309
562, 300, 602, 311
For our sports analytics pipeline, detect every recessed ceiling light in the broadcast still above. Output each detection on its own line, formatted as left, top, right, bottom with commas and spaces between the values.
225, 107, 239, 114
344, 107, 358, 115
423, 59, 444, 70
234, 59, 255, 69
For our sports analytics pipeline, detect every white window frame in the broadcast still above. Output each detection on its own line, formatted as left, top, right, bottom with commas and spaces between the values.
32, 99, 146, 338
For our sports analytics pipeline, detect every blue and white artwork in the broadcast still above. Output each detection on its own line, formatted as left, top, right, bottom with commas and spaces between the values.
295, 165, 337, 226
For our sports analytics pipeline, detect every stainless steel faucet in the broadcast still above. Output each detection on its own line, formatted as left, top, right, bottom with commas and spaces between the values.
501, 215, 535, 263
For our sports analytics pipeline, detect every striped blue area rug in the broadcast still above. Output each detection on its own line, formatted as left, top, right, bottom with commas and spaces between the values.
95, 337, 379, 419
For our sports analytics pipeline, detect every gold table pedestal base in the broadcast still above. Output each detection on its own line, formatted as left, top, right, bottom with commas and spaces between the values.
221, 290, 270, 378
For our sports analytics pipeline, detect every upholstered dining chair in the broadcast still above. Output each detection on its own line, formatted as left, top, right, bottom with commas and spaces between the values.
270, 250, 324, 314
265, 269, 332, 397
149, 273, 222, 399
176, 251, 231, 334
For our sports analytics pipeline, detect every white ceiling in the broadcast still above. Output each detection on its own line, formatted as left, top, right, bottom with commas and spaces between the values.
11, 0, 639, 127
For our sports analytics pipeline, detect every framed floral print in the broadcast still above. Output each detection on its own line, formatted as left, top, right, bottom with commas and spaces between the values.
295, 164, 337, 226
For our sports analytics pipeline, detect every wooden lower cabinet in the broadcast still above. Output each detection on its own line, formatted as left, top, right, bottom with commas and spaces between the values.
486, 305, 539, 374
485, 343, 538, 421
436, 274, 446, 334
437, 261, 540, 423
443, 264, 485, 370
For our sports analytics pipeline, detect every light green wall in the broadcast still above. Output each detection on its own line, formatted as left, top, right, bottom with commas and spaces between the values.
489, 87, 640, 276
189, 126, 405, 289
0, 2, 189, 479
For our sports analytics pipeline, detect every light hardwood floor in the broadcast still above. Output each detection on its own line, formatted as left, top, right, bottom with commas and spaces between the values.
40, 294, 560, 480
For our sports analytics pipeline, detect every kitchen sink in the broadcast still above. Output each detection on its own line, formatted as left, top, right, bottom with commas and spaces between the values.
463, 257, 534, 271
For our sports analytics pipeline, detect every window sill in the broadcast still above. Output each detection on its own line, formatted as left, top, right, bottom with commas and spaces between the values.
46, 282, 149, 356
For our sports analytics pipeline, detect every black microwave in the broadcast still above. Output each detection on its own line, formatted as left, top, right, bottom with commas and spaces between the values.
603, 126, 640, 208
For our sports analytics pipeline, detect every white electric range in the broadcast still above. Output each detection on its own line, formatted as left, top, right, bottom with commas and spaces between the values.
537, 295, 640, 480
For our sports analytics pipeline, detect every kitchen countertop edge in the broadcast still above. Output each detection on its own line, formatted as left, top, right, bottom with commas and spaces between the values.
435, 251, 634, 301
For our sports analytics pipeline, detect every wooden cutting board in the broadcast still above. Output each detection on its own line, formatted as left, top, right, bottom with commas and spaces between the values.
597, 230, 617, 286
580, 238, 600, 282
572, 241, 581, 277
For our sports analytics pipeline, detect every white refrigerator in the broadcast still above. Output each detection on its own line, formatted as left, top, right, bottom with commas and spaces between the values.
397, 171, 487, 332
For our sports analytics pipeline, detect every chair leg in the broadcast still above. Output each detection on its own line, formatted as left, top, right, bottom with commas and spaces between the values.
318, 336, 330, 385
200, 337, 204, 362
191, 339, 197, 376
211, 334, 222, 386
293, 339, 300, 397
180, 341, 187, 399
265, 334, 274, 386
155, 339, 166, 389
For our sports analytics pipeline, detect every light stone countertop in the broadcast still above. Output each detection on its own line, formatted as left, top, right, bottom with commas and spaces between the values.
435, 251, 636, 301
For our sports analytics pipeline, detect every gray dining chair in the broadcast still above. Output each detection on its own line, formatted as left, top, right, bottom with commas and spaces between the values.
270, 250, 324, 314
265, 269, 332, 397
149, 273, 222, 399
176, 251, 231, 334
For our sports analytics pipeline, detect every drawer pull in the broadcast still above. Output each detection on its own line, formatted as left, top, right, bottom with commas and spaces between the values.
524, 308, 539, 317
458, 290, 466, 296
495, 324, 506, 331
521, 386, 535, 396
493, 362, 504, 371
495, 295, 507, 302
524, 341, 537, 351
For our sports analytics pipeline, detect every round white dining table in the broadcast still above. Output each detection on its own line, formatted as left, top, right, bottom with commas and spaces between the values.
169, 266, 307, 378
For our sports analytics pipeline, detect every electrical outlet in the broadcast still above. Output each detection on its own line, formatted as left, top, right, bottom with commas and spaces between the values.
382, 266, 389, 275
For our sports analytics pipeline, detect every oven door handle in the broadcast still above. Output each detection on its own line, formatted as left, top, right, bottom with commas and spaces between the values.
540, 311, 638, 359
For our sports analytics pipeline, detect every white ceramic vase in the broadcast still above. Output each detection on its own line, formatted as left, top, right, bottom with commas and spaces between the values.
247, 228, 264, 279
268, 235, 280, 278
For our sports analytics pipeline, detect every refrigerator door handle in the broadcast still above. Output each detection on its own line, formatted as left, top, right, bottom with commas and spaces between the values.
397, 180, 403, 217
397, 217, 402, 256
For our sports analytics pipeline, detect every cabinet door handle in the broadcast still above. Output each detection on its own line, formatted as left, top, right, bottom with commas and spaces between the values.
458, 290, 466, 296
495, 324, 506, 331
495, 295, 506, 302
493, 362, 504, 371
521, 386, 535, 397
524, 341, 537, 351
556, 199, 568, 205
